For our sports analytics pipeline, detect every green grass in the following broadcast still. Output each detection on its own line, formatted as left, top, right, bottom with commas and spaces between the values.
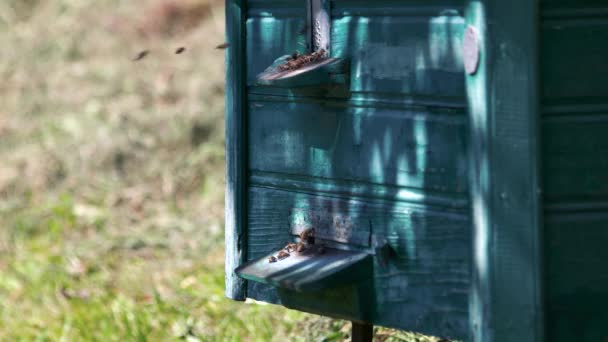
0, 1, 446, 340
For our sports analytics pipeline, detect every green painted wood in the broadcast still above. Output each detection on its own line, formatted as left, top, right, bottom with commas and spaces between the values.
230, 1, 470, 339
331, 4, 465, 98
543, 117, 608, 200
544, 212, 608, 342
225, 0, 248, 301
248, 101, 468, 194
256, 56, 349, 88
464, 1, 544, 341
236, 246, 372, 291
540, 1, 608, 340
246, 186, 470, 339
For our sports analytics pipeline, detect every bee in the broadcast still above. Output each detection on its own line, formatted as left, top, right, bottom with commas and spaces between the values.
284, 243, 297, 253
216, 42, 230, 49
175, 47, 186, 54
299, 228, 314, 244
277, 49, 326, 72
296, 242, 306, 253
132, 50, 149, 61
268, 255, 277, 263
277, 250, 290, 260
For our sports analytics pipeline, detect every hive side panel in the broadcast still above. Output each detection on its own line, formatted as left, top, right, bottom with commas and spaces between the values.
541, 1, 608, 340
248, 101, 468, 194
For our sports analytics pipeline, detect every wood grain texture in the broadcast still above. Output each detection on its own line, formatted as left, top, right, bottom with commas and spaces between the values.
246, 186, 470, 339
331, 6, 465, 98
248, 100, 468, 194
465, 1, 544, 341
225, 0, 248, 301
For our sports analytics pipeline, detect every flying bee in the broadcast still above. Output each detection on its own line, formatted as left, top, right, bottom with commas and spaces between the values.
132, 50, 149, 61
175, 47, 186, 54
277, 250, 290, 260
216, 42, 230, 49
268, 255, 277, 263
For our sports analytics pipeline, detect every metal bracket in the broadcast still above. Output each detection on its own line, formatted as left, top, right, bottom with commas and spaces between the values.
352, 321, 374, 342
307, 0, 330, 53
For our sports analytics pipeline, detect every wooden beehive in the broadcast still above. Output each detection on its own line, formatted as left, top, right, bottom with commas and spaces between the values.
225, 0, 608, 341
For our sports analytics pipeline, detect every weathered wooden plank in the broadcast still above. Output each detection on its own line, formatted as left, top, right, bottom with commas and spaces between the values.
225, 0, 248, 301
247, 91, 466, 110
331, 0, 464, 15
332, 11, 465, 97
250, 171, 468, 209
465, 0, 544, 341
246, 186, 470, 339
248, 102, 468, 194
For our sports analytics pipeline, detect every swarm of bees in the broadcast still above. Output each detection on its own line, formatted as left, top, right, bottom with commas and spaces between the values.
267, 228, 317, 263
277, 49, 327, 72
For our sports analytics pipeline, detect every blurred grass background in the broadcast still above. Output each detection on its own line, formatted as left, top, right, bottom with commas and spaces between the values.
0, 0, 445, 341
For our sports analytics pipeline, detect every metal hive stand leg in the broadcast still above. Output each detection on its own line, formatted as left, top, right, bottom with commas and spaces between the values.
351, 321, 373, 342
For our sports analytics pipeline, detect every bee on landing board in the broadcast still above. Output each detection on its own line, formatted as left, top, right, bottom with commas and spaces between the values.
299, 228, 314, 244
284, 243, 297, 253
